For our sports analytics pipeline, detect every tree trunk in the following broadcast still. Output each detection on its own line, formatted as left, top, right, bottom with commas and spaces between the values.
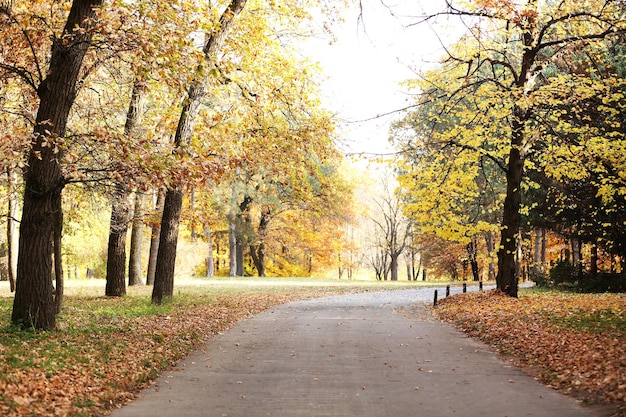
516, 231, 524, 282
533, 227, 541, 271
236, 237, 245, 277
467, 239, 479, 281
485, 231, 496, 281
590, 243, 598, 276
6, 169, 18, 292
12, 0, 103, 330
229, 216, 237, 276
53, 203, 64, 313
250, 243, 266, 277
235, 196, 253, 277
146, 190, 165, 286
540, 228, 547, 271
190, 187, 197, 243
496, 113, 525, 298
152, 187, 183, 304
125, 78, 147, 286
390, 255, 398, 281
152, 0, 248, 301
128, 191, 146, 286
106, 191, 130, 297
250, 208, 270, 277
205, 228, 214, 277
572, 236, 581, 268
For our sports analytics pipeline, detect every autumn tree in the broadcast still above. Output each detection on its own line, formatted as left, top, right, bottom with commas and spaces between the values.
203, 119, 346, 277
395, 0, 626, 297
104, 82, 145, 297
149, 0, 348, 293
151, 0, 249, 304
521, 32, 626, 285
4, 0, 206, 320
369, 174, 410, 281
5, 0, 104, 329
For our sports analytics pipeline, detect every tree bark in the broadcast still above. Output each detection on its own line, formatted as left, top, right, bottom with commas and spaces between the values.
533, 227, 541, 271
390, 255, 399, 281
229, 215, 237, 276
540, 228, 546, 271
106, 78, 147, 289
53, 202, 64, 313
12, 0, 103, 330
205, 228, 214, 277
250, 208, 270, 277
128, 191, 146, 286
105, 191, 130, 297
467, 239, 479, 281
236, 236, 245, 276
104, 77, 145, 294
496, 112, 525, 297
146, 190, 165, 285
6, 169, 17, 292
189, 187, 197, 243
152, 187, 183, 304
235, 195, 252, 277
250, 243, 265, 277
590, 243, 598, 276
152, 0, 248, 302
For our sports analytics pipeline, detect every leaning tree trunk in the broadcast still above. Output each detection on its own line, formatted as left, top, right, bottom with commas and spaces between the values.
12, 0, 103, 330
152, 0, 248, 304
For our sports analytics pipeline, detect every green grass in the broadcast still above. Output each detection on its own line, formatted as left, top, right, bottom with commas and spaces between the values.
546, 308, 626, 333
0, 277, 464, 416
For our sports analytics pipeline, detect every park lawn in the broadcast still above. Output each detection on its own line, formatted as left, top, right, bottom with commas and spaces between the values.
0, 277, 407, 417
434, 288, 626, 417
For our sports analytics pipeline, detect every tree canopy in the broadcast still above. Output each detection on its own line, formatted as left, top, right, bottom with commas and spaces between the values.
1, 0, 354, 328
392, 0, 626, 295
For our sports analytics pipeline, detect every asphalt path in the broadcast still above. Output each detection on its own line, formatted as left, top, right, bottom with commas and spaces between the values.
111, 286, 596, 417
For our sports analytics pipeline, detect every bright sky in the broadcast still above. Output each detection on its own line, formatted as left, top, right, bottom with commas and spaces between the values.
305, 0, 459, 157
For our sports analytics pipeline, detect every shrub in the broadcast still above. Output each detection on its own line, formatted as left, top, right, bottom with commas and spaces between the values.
549, 260, 576, 285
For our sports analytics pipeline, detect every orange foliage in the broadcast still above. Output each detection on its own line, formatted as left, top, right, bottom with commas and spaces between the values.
435, 290, 626, 415
0, 290, 359, 417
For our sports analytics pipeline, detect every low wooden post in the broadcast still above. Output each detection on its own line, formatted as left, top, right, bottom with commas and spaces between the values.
433, 289, 438, 306
463, 282, 467, 293
446, 285, 450, 297
479, 281, 483, 291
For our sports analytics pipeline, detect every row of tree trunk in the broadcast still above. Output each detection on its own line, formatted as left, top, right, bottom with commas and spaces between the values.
10, 0, 249, 329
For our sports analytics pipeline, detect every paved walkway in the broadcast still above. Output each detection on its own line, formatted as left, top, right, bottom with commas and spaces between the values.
111, 289, 595, 417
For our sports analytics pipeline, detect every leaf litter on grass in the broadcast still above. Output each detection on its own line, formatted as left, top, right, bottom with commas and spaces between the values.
434, 289, 626, 416
0, 288, 361, 417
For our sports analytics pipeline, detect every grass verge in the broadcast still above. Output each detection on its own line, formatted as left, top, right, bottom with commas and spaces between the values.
0, 277, 421, 416
434, 288, 626, 417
